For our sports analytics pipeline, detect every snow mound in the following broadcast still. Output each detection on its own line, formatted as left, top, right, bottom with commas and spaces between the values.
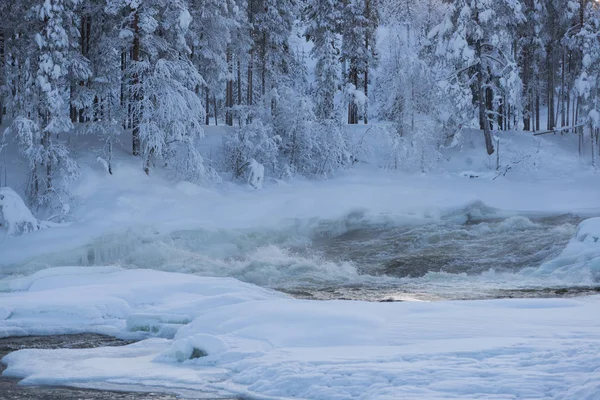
576, 218, 600, 244
0, 187, 44, 237
522, 218, 600, 284
155, 333, 228, 363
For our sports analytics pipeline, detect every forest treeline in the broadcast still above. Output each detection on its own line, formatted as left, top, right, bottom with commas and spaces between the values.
0, 0, 599, 208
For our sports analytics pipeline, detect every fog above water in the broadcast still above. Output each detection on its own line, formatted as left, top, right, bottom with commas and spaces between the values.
3, 202, 598, 301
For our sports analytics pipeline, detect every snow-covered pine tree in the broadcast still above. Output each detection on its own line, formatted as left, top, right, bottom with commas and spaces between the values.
571, 0, 600, 163
3, 0, 80, 207
304, 0, 341, 121
376, 0, 445, 137
431, 0, 525, 155
251, 0, 298, 99
107, 0, 212, 180
188, 0, 239, 126
517, 0, 545, 131
339, 0, 378, 124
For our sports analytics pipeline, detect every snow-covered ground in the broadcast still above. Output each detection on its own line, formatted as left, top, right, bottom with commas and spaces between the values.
1, 127, 600, 398
1, 267, 600, 399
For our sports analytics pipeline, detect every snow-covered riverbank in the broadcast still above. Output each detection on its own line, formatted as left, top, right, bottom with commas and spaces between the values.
1, 267, 599, 399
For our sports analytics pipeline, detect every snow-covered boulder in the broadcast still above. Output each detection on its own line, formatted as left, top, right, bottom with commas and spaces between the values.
247, 159, 264, 189
576, 218, 600, 244
0, 187, 43, 236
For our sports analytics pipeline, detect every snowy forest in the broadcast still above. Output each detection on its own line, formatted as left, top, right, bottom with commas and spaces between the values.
4, 2, 600, 398
1, 0, 600, 208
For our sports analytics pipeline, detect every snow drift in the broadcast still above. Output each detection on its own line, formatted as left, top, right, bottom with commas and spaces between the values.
1, 267, 600, 399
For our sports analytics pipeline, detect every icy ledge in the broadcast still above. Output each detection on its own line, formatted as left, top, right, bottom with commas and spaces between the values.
1, 267, 600, 399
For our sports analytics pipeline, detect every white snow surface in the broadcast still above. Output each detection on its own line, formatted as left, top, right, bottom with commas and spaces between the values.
1, 267, 600, 399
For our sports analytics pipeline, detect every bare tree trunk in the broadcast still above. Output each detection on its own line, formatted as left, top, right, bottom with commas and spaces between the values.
237, 58, 242, 106
592, 126, 596, 167
348, 65, 359, 124
226, 48, 233, 126
205, 89, 210, 125
131, 9, 141, 157
476, 40, 494, 155
498, 99, 504, 131
213, 96, 218, 126
523, 58, 531, 131
535, 90, 540, 131
364, 0, 370, 125
78, 14, 87, 123
0, 29, 5, 126
364, 67, 368, 125
575, 96, 580, 125
547, 67, 555, 131
507, 99, 511, 130
120, 49, 127, 128
260, 33, 266, 97
546, 21, 556, 131
237, 58, 242, 125
578, 124, 583, 157
560, 50, 566, 127
247, 50, 253, 106
566, 90, 571, 129
572, 96, 577, 133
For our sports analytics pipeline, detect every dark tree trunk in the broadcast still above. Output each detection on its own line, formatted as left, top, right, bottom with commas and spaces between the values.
522, 40, 531, 131
560, 50, 566, 127
476, 41, 494, 155
348, 64, 359, 125
131, 10, 141, 157
260, 33, 267, 97
0, 29, 5, 125
364, 67, 368, 125
546, 35, 555, 130
498, 99, 504, 131
237, 58, 242, 125
121, 49, 127, 128
485, 87, 493, 130
247, 50, 253, 106
226, 48, 233, 126
364, 0, 370, 125
535, 91, 540, 131
213, 96, 218, 126
237, 58, 242, 106
205, 89, 210, 125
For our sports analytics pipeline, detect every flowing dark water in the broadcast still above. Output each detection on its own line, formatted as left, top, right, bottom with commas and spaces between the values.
293, 213, 599, 300
3, 206, 598, 302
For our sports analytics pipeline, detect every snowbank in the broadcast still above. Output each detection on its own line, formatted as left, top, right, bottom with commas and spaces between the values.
576, 218, 600, 244
1, 267, 600, 399
521, 218, 600, 284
